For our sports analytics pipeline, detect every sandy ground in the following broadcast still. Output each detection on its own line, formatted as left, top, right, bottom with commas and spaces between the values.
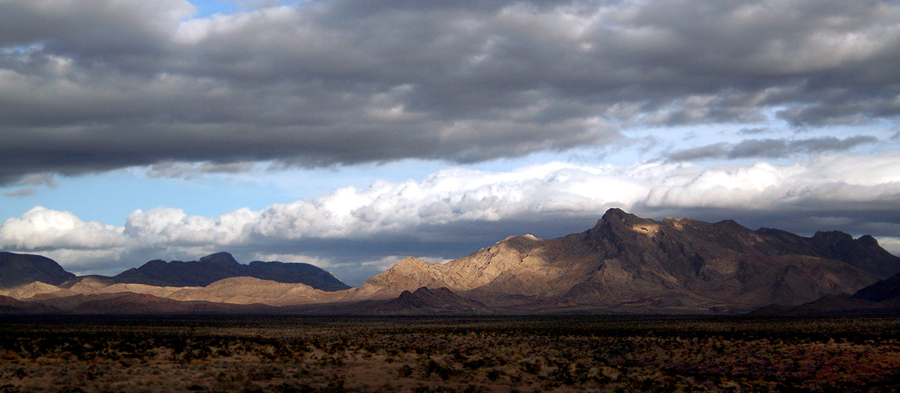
1, 315, 899, 392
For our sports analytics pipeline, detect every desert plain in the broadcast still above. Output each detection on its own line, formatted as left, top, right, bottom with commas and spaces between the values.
1, 315, 899, 392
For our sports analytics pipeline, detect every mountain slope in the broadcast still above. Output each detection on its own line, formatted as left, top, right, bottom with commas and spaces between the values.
755, 229, 900, 278
851, 270, 900, 304
752, 267, 900, 315
0, 252, 75, 288
113, 252, 350, 291
0, 294, 60, 314
357, 208, 898, 312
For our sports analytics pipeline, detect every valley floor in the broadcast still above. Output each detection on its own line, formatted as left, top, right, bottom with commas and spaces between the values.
0, 315, 899, 392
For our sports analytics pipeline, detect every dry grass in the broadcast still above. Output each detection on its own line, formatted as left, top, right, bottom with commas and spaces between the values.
1, 315, 899, 392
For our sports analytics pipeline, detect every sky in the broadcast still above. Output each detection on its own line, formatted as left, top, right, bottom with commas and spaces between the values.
1, 0, 899, 286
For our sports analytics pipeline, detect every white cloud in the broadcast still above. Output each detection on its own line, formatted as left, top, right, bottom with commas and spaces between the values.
3, 152, 900, 273
124, 206, 257, 246
876, 237, 900, 256
38, 248, 126, 269
0, 206, 126, 250
250, 252, 333, 266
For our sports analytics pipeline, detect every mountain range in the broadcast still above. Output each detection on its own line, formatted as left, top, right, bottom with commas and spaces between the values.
2, 208, 899, 315
104, 251, 350, 291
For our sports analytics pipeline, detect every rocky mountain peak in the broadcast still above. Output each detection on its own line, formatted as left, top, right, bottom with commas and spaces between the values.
858, 235, 880, 247
812, 231, 854, 244
198, 252, 240, 266
598, 207, 634, 225
391, 257, 434, 272
494, 234, 546, 252
596, 208, 663, 233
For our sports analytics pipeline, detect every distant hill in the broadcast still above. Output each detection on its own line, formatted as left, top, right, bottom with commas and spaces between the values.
0, 294, 60, 314
112, 252, 350, 291
0, 252, 75, 288
371, 287, 489, 314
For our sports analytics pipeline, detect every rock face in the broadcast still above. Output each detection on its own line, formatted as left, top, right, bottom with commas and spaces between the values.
357, 208, 899, 312
0, 252, 75, 288
113, 252, 350, 291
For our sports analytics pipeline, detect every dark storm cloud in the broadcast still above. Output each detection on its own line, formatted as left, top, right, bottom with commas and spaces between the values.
1, 0, 899, 184
667, 135, 879, 161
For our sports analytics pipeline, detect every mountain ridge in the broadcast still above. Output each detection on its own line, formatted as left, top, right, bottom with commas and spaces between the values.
354, 208, 898, 312
110, 251, 350, 291
3, 208, 899, 314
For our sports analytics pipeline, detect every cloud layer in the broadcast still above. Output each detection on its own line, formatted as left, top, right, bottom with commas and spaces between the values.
3, 153, 900, 284
1, 0, 899, 184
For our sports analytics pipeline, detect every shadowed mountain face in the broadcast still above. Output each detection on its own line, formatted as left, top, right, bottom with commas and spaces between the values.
112, 252, 350, 291
385, 287, 488, 314
851, 271, 900, 303
359, 209, 900, 312
0, 252, 75, 288
752, 264, 900, 315
756, 229, 900, 279
0, 294, 60, 314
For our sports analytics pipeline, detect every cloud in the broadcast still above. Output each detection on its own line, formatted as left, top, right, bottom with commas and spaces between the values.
146, 161, 257, 179
123, 206, 258, 246
16, 173, 57, 187
666, 143, 731, 161
876, 237, 900, 256
3, 189, 36, 197
666, 135, 879, 161
0, 206, 126, 250
1, 0, 899, 184
3, 152, 900, 283
738, 128, 770, 135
